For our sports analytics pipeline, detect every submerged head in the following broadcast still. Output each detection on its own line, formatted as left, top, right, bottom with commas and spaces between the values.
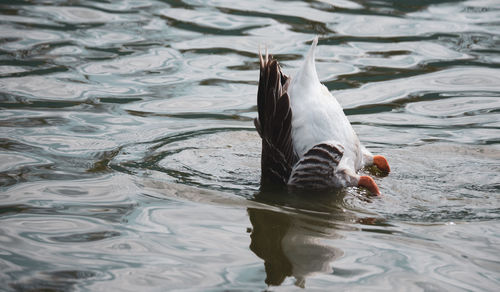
373, 155, 390, 173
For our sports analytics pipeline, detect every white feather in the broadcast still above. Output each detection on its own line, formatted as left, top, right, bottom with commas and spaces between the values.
288, 37, 372, 175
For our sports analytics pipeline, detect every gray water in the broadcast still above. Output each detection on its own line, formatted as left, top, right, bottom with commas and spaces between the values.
1, 0, 499, 291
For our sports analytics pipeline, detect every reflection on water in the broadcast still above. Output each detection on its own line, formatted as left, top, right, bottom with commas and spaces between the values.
249, 207, 341, 287
248, 192, 345, 287
248, 191, 389, 288
1, 0, 500, 290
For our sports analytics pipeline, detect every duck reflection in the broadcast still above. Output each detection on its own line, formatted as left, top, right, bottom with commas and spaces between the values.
248, 191, 350, 288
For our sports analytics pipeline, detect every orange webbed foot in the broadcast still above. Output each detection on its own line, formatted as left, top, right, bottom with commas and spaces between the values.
373, 155, 390, 173
358, 176, 380, 196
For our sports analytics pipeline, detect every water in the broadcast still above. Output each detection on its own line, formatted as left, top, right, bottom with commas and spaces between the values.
1, 0, 499, 290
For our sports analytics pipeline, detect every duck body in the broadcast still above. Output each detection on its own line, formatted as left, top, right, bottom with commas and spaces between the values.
255, 37, 389, 195
288, 38, 367, 187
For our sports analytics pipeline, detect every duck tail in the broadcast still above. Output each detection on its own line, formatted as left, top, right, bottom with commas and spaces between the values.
305, 36, 318, 72
288, 36, 321, 97
255, 48, 298, 187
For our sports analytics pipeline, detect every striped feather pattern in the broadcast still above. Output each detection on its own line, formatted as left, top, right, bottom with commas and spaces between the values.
288, 143, 344, 189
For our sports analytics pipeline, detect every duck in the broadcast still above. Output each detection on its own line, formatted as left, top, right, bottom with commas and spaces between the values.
254, 37, 390, 196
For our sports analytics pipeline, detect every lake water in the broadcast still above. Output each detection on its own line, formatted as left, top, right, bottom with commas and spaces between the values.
1, 0, 499, 291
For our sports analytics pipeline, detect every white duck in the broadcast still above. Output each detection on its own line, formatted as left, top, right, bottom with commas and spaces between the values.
254, 37, 389, 195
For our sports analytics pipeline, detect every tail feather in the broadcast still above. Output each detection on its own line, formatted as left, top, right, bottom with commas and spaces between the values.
291, 36, 320, 91
255, 50, 298, 187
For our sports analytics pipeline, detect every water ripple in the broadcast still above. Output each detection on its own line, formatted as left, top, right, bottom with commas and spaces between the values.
336, 67, 500, 108
406, 95, 500, 118
1, 0, 499, 290
31, 6, 144, 25
159, 7, 274, 31
80, 47, 180, 76
333, 15, 472, 37
0, 24, 68, 52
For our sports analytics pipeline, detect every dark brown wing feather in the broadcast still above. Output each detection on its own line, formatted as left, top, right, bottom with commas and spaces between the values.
255, 52, 298, 187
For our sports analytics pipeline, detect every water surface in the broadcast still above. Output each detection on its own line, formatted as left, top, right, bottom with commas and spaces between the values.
1, 0, 499, 291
